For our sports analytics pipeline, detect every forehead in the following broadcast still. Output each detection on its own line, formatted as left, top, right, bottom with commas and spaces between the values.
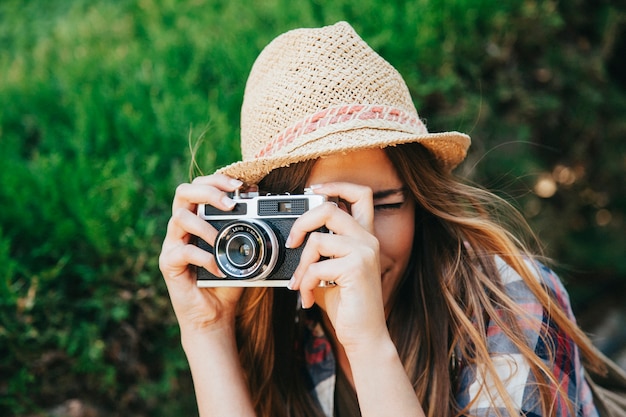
307, 148, 402, 190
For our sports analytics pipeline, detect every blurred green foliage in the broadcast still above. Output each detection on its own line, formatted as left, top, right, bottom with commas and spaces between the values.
0, 0, 624, 415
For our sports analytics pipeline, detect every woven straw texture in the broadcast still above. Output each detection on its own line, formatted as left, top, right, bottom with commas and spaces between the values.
217, 21, 471, 184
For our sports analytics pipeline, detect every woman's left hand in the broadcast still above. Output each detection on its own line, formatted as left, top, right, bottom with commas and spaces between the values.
286, 182, 388, 353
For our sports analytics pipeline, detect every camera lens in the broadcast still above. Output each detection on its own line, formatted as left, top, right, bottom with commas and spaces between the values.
214, 220, 279, 280
225, 233, 257, 268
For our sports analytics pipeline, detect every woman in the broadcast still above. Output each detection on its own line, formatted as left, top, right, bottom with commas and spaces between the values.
159, 22, 603, 416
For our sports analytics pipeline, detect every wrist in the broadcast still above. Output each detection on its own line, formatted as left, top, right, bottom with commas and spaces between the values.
343, 333, 424, 416
344, 332, 397, 364
180, 317, 237, 353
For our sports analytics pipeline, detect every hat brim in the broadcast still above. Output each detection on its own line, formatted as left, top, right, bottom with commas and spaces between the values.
217, 128, 471, 185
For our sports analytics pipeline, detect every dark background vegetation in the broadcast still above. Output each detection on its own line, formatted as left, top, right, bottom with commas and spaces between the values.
1, 0, 624, 415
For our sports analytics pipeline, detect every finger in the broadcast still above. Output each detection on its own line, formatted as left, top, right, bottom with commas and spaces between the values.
290, 232, 378, 289
287, 202, 370, 248
296, 258, 347, 308
172, 183, 237, 213
172, 175, 243, 213
165, 207, 219, 245
160, 241, 223, 280
294, 232, 355, 275
309, 182, 374, 232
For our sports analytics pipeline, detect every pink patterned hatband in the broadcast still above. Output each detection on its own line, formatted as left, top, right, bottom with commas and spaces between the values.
254, 104, 426, 158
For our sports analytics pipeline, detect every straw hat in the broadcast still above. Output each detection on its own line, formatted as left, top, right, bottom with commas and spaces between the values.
217, 21, 471, 185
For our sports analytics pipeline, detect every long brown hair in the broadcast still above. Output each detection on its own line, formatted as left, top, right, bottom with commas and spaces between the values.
234, 143, 602, 417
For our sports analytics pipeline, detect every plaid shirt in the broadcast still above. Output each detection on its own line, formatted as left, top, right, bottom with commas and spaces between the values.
304, 258, 599, 416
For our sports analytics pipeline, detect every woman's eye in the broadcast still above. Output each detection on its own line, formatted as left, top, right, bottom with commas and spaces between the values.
374, 202, 405, 211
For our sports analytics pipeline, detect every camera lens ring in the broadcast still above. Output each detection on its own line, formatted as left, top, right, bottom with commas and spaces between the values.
214, 220, 279, 280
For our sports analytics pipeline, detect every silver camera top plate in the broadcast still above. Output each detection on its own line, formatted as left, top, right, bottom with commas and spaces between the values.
198, 193, 327, 220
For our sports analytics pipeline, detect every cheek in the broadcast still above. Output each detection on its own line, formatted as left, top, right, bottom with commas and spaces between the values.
375, 210, 415, 265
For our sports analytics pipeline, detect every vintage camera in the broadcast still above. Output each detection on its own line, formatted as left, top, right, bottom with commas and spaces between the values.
195, 188, 329, 287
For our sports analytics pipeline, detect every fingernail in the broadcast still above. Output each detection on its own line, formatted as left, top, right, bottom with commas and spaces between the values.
221, 195, 236, 209
229, 178, 243, 188
285, 235, 293, 248
308, 183, 323, 190
287, 276, 296, 290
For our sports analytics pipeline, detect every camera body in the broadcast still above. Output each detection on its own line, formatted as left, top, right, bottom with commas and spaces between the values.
195, 189, 328, 287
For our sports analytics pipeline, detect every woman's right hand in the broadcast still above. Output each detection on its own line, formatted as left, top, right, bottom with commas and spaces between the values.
158, 174, 245, 334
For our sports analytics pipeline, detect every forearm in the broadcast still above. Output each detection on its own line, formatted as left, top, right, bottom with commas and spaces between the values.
181, 326, 255, 417
347, 337, 425, 417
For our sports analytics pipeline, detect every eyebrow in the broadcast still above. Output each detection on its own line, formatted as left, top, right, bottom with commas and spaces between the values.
373, 187, 406, 200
